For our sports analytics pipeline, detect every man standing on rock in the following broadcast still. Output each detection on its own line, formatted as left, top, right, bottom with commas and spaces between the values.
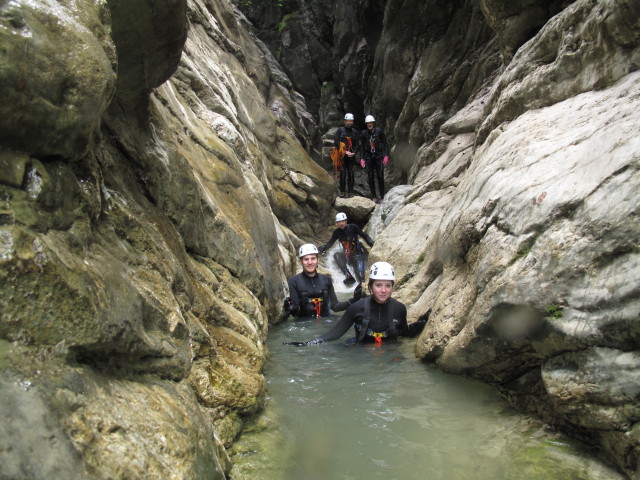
360, 115, 389, 204
334, 113, 360, 198
318, 212, 374, 285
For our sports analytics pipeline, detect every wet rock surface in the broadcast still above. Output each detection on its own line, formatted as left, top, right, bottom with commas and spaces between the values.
1, 0, 639, 478
1, 0, 334, 477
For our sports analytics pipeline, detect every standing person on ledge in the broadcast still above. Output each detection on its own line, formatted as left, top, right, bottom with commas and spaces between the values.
283, 244, 362, 319
359, 115, 389, 204
284, 262, 430, 345
334, 113, 360, 198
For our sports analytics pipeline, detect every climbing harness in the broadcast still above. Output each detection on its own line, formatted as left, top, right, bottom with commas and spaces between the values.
341, 240, 356, 261
309, 297, 323, 318
355, 298, 397, 344
368, 329, 387, 345
367, 329, 388, 338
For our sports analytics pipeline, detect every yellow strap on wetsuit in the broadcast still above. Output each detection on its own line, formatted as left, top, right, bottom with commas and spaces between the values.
310, 297, 323, 318
367, 329, 387, 345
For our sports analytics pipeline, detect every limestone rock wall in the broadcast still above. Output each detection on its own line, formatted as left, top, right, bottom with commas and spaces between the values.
2, 0, 640, 477
364, 0, 639, 476
1, 0, 336, 478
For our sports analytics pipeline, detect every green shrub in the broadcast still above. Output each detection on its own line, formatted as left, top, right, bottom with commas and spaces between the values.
545, 304, 564, 319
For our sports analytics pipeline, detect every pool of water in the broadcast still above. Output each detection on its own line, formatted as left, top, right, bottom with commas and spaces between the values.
230, 316, 621, 480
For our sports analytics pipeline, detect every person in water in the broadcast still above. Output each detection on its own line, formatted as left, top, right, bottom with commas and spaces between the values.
284, 261, 430, 345
318, 212, 374, 285
283, 243, 362, 319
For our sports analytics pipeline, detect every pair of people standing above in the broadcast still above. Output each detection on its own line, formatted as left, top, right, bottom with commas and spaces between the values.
318, 212, 374, 285
283, 243, 362, 320
333, 114, 389, 203
285, 261, 430, 346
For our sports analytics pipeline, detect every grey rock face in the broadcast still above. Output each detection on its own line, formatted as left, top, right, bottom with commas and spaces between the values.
479, 0, 574, 61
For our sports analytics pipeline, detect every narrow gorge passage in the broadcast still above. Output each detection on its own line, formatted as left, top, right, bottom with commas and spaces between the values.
229, 252, 622, 480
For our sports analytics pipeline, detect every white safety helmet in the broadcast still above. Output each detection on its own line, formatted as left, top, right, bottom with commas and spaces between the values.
365, 115, 376, 123
335, 212, 348, 222
344, 113, 354, 120
369, 262, 395, 281
298, 243, 319, 258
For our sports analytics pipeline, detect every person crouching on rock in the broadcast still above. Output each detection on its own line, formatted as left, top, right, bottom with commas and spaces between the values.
318, 212, 374, 285
283, 243, 362, 319
284, 261, 430, 345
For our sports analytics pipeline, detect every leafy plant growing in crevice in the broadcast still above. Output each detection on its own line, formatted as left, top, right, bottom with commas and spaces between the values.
545, 304, 564, 319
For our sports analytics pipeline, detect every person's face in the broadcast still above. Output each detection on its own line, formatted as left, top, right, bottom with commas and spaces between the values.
336, 219, 347, 229
371, 280, 393, 303
366, 121, 375, 130
300, 254, 318, 275
344, 119, 354, 128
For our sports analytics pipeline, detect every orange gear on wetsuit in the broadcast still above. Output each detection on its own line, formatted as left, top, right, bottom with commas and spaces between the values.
341, 240, 356, 261
309, 297, 323, 318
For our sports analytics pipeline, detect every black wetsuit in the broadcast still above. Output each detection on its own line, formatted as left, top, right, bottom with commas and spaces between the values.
287, 272, 353, 318
312, 297, 422, 344
319, 224, 374, 283
361, 127, 388, 199
334, 126, 360, 195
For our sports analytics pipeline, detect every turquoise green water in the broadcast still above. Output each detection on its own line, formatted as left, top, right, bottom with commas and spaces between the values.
230, 316, 620, 480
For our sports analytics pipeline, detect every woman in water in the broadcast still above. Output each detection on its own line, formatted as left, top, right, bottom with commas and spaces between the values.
285, 261, 430, 345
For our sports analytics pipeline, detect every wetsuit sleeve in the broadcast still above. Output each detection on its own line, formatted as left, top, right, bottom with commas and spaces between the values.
393, 302, 412, 336
327, 280, 351, 312
313, 304, 359, 343
354, 225, 374, 246
334, 127, 343, 149
379, 128, 389, 157
396, 303, 423, 337
360, 130, 368, 158
352, 129, 361, 156
320, 229, 339, 251
286, 276, 301, 316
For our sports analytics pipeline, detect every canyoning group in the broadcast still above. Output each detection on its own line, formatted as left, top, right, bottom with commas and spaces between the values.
283, 143, 431, 345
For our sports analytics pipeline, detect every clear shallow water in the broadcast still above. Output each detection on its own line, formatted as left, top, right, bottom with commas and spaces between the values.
230, 316, 621, 480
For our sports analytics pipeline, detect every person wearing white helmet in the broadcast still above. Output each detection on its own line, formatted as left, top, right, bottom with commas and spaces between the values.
283, 243, 363, 319
317, 212, 374, 285
333, 113, 361, 198
284, 261, 430, 345
359, 114, 389, 204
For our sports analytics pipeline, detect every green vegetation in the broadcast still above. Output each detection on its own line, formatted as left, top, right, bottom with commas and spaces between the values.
416, 252, 426, 264
545, 304, 564, 319
516, 245, 532, 259
508, 241, 535, 266
278, 13, 297, 33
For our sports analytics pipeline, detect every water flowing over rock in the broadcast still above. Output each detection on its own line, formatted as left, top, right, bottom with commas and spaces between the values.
1, 0, 639, 478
